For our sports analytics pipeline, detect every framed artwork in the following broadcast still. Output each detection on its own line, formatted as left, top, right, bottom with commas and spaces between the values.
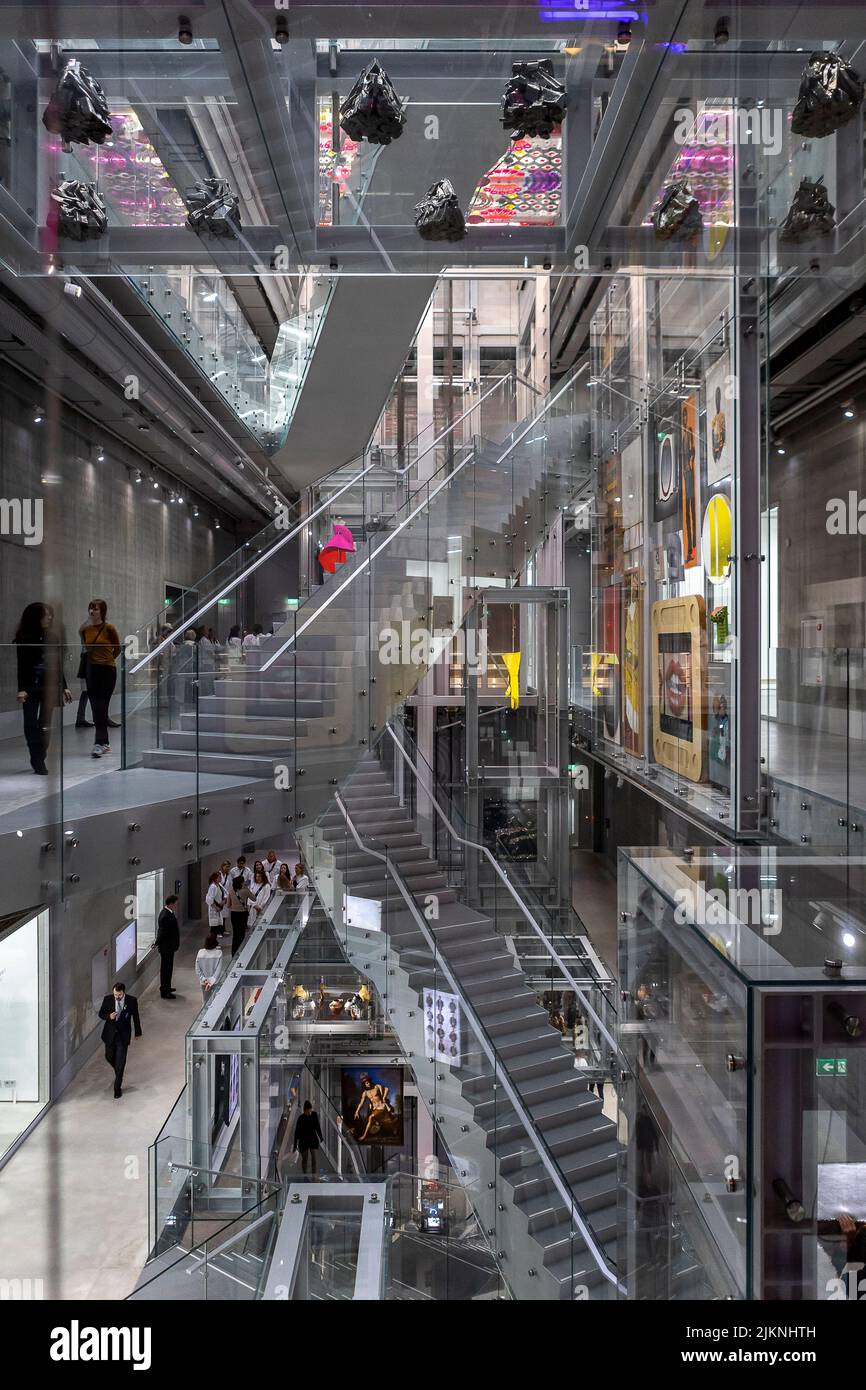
620, 436, 643, 531
705, 354, 732, 486
622, 573, 642, 754
652, 412, 680, 522
651, 595, 707, 782
702, 491, 733, 584
599, 585, 621, 744
680, 392, 700, 568
341, 1065, 404, 1145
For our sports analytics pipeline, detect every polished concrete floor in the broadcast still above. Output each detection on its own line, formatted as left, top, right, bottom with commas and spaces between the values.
0, 929, 210, 1301
571, 849, 618, 978
0, 732, 254, 835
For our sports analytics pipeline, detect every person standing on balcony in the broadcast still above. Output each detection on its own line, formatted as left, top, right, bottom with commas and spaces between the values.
246, 864, 272, 928
14, 602, 72, 775
205, 870, 226, 939
195, 933, 223, 1006
227, 874, 249, 957
293, 1100, 324, 1179
218, 860, 233, 933
79, 598, 121, 758
156, 893, 181, 999
264, 848, 280, 886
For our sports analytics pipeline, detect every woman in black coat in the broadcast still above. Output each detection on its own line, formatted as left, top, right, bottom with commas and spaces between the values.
14, 603, 72, 774
293, 1100, 324, 1178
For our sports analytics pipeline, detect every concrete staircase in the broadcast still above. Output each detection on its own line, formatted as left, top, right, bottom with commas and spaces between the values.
303, 752, 619, 1300
139, 411, 588, 826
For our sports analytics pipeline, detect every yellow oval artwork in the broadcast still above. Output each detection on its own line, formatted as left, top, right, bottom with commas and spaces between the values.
702, 492, 732, 583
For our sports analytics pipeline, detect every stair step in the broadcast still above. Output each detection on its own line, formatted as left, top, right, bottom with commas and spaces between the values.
518, 1168, 617, 1220
141, 749, 275, 778
160, 730, 294, 753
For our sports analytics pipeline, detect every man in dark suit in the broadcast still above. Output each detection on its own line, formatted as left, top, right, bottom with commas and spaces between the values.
98, 982, 142, 1098
156, 893, 181, 998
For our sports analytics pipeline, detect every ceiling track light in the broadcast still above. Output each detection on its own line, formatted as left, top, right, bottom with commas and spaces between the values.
33, 408, 45, 424
275, 15, 289, 45
714, 16, 731, 47
178, 14, 193, 45
617, 20, 633, 45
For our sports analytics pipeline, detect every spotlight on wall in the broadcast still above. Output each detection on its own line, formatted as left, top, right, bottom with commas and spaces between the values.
776, 444, 786, 456
714, 16, 731, 46
275, 15, 289, 45
177, 14, 193, 45
134, 469, 142, 484
96, 446, 105, 462
152, 478, 159, 489
843, 404, 856, 419
214, 520, 221, 530
193, 507, 199, 517
33, 408, 45, 424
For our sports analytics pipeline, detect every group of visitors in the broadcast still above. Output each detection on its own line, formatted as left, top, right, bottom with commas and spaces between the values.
196, 851, 311, 1002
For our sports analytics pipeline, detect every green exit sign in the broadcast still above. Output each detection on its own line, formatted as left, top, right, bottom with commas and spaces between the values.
817, 1058, 848, 1076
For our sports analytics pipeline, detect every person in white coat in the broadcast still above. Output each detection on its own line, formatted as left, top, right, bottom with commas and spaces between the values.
246, 865, 272, 928
205, 871, 227, 938
234, 855, 253, 887
195, 932, 223, 1005
264, 849, 280, 886
218, 860, 233, 932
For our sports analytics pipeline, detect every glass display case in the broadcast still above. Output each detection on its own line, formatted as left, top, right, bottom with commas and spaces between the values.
618, 845, 866, 1300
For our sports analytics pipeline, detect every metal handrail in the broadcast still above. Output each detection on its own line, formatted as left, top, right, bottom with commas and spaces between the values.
261, 366, 584, 672
334, 793, 623, 1294
384, 722, 618, 1056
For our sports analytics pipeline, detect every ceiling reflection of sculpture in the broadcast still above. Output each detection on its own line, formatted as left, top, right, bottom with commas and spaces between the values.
50, 108, 187, 226
318, 95, 362, 226
467, 125, 562, 227
645, 104, 735, 232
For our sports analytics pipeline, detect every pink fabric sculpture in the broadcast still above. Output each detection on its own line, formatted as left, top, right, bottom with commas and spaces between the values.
319, 520, 356, 574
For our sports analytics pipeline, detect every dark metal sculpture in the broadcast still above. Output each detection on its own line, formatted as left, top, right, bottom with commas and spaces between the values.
414, 178, 467, 242
791, 51, 864, 137
50, 179, 108, 240
777, 176, 836, 243
340, 60, 406, 145
652, 178, 703, 242
42, 59, 113, 148
186, 177, 241, 238
501, 59, 567, 140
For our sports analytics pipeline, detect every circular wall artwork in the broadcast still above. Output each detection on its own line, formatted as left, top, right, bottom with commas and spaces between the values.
702, 491, 732, 583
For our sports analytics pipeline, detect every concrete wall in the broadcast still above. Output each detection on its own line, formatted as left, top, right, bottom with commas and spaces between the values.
0, 358, 237, 705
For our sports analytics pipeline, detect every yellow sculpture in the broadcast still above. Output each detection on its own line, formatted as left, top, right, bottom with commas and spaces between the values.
503, 651, 521, 710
